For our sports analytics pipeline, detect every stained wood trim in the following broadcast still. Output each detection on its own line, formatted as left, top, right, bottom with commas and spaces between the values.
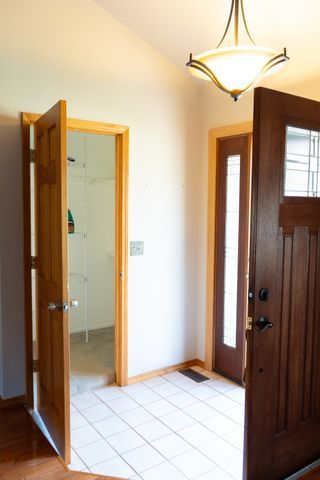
22, 111, 129, 405
0, 395, 26, 408
21, 113, 34, 411
115, 129, 129, 386
205, 122, 253, 371
128, 359, 205, 384
195, 359, 205, 369
279, 202, 320, 227
23, 112, 128, 135
214, 135, 251, 383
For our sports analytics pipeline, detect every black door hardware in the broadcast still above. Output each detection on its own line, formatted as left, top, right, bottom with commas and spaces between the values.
255, 316, 273, 334
259, 288, 270, 302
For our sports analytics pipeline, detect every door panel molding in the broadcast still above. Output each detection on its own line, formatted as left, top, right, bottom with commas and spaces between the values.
205, 122, 252, 371
34, 101, 69, 462
22, 111, 129, 416
245, 87, 320, 480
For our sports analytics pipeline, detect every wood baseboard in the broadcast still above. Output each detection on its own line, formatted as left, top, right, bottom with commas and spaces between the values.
301, 466, 320, 479
195, 359, 205, 369
0, 394, 26, 408
128, 359, 205, 384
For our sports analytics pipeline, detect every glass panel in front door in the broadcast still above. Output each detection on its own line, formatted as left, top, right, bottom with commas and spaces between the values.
223, 155, 241, 348
284, 125, 320, 197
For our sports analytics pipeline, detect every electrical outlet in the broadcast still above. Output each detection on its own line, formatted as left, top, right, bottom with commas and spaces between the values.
130, 241, 144, 256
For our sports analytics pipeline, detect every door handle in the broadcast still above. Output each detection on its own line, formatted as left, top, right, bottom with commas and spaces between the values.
255, 316, 273, 334
48, 301, 71, 312
48, 302, 62, 311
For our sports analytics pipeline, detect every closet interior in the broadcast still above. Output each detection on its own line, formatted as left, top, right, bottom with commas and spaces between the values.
68, 131, 116, 395
31, 128, 116, 399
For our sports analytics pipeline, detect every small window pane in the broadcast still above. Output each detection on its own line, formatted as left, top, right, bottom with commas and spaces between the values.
223, 155, 240, 348
284, 126, 320, 197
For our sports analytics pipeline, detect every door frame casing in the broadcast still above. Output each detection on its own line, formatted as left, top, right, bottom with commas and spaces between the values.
214, 135, 251, 382
205, 122, 253, 371
22, 112, 129, 410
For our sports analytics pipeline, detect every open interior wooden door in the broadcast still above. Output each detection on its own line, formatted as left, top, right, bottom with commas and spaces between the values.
34, 100, 70, 463
245, 87, 320, 479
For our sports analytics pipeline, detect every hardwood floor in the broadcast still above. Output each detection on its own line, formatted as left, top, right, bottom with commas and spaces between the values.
0, 405, 123, 480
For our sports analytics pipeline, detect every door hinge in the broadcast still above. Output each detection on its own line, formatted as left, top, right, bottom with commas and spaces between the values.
32, 359, 39, 373
30, 148, 36, 163
31, 256, 38, 269
246, 316, 253, 331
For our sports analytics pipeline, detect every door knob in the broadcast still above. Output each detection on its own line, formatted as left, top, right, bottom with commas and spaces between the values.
48, 302, 62, 311
255, 316, 273, 334
48, 301, 70, 312
70, 299, 79, 309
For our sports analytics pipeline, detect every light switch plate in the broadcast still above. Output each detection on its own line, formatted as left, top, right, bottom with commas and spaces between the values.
130, 241, 144, 256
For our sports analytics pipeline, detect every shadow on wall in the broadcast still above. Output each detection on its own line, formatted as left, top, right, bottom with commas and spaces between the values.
0, 115, 26, 399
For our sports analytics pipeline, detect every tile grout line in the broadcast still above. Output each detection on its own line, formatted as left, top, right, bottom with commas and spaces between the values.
71, 371, 244, 478
72, 376, 243, 471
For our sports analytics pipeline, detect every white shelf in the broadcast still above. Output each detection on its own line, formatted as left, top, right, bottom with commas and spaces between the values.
69, 273, 87, 283
69, 232, 86, 239
68, 161, 85, 169
69, 174, 115, 184
87, 176, 115, 185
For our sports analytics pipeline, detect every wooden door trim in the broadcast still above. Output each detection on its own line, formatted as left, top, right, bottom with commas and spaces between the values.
205, 122, 253, 371
22, 112, 129, 410
214, 135, 251, 382
22, 113, 34, 410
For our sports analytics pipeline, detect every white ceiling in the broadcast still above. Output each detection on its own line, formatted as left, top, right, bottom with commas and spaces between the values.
95, 0, 320, 89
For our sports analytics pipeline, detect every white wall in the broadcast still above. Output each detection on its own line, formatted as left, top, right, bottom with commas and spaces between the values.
68, 132, 115, 334
0, 0, 203, 397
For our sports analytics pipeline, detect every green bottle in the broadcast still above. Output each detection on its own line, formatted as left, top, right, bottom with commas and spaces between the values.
68, 209, 75, 234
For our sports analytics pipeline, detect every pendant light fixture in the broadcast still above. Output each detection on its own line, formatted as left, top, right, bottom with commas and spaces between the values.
187, 0, 289, 101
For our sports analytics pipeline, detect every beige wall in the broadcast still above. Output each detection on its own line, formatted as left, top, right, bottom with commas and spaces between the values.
0, 0, 203, 398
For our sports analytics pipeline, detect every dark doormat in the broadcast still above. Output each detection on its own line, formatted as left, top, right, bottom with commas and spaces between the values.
179, 368, 209, 383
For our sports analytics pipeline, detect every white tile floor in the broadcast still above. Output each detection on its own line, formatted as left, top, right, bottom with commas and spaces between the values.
69, 368, 245, 479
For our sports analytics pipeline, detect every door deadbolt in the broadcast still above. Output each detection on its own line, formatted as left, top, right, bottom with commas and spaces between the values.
259, 288, 270, 302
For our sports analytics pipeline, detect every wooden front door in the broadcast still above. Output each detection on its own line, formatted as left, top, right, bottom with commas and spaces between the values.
214, 135, 251, 383
35, 100, 70, 463
245, 87, 320, 479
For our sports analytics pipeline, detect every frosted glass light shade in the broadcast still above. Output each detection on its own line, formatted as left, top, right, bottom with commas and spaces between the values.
188, 45, 288, 100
